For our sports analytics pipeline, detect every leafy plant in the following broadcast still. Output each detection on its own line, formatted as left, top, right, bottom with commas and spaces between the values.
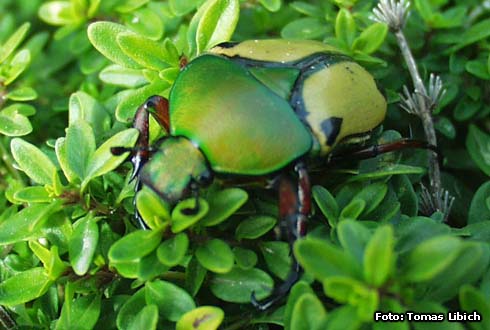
1, 0, 490, 329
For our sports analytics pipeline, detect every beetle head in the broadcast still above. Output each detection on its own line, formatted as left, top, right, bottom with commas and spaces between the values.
139, 137, 212, 203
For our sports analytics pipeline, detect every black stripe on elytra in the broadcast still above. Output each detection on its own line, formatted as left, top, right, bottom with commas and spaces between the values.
215, 41, 239, 49
321, 117, 343, 146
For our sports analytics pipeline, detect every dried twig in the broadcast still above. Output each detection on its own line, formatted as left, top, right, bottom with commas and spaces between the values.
372, 0, 453, 220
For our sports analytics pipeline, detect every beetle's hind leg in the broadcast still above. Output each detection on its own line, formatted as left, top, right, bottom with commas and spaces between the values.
251, 162, 310, 311
328, 138, 439, 164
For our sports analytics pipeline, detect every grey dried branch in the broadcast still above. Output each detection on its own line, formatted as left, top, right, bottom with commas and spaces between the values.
427, 73, 446, 112
372, 0, 453, 220
372, 0, 410, 31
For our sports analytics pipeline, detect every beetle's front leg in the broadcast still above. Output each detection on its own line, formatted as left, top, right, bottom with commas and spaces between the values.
111, 95, 170, 229
251, 162, 310, 310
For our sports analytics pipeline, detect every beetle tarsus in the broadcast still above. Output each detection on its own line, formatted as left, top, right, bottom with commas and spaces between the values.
329, 138, 439, 163
251, 264, 302, 311
181, 184, 200, 215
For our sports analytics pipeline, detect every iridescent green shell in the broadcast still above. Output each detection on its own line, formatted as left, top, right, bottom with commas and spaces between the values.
169, 54, 312, 175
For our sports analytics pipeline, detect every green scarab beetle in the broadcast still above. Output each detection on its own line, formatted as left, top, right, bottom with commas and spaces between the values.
113, 39, 424, 310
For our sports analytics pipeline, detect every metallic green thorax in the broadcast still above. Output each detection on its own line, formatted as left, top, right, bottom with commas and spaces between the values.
169, 55, 312, 175
140, 138, 208, 202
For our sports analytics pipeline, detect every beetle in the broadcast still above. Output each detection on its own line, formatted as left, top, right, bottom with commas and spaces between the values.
113, 39, 430, 310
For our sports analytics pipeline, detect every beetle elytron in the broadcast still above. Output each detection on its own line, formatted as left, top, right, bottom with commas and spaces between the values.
113, 39, 424, 310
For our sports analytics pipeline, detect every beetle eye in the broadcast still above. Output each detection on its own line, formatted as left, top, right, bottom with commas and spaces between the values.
196, 170, 213, 186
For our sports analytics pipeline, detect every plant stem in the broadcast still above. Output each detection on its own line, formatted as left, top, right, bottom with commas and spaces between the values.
394, 30, 442, 211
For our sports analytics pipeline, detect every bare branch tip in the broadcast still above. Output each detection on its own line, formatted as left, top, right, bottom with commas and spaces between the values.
372, 0, 411, 30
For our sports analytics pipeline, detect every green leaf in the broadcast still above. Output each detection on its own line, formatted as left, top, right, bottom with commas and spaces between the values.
145, 280, 196, 322
260, 241, 291, 280
66, 120, 96, 181
176, 306, 224, 330
294, 237, 359, 281
137, 250, 169, 281
354, 182, 388, 216
69, 214, 99, 275
337, 220, 371, 263
281, 18, 327, 39
312, 185, 339, 227
2, 103, 36, 116
124, 8, 164, 40
115, 0, 150, 13
38, 1, 79, 25
136, 186, 171, 230
115, 79, 170, 122
170, 0, 200, 16
323, 276, 378, 321
290, 293, 326, 330
352, 23, 388, 54
195, 0, 240, 54
259, 0, 281, 12
13, 186, 51, 203
4, 49, 31, 85
235, 215, 277, 240
117, 34, 178, 70
459, 285, 490, 330
0, 268, 52, 306
109, 229, 162, 262
404, 236, 462, 282
156, 233, 189, 267
466, 59, 490, 80
448, 19, 490, 52
347, 164, 426, 182
171, 198, 209, 233
200, 188, 248, 226
68, 91, 110, 138
335, 8, 356, 47
127, 305, 158, 330
117, 288, 146, 330
425, 241, 490, 302
196, 239, 234, 273
55, 295, 101, 330
414, 0, 434, 23
0, 201, 62, 244
317, 305, 362, 330
87, 22, 140, 68
55, 138, 77, 183
186, 256, 207, 296
468, 182, 490, 224
340, 199, 366, 220
363, 225, 394, 287
0, 112, 32, 136
233, 247, 257, 270
0, 22, 30, 63
81, 128, 139, 191
11, 138, 59, 186
5, 87, 37, 101
99, 64, 148, 88
284, 281, 314, 330
209, 267, 273, 303
466, 125, 490, 176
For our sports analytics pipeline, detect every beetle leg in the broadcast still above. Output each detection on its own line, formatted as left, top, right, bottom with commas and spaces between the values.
129, 95, 170, 180
110, 96, 170, 229
181, 181, 201, 215
329, 138, 439, 164
251, 162, 310, 310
